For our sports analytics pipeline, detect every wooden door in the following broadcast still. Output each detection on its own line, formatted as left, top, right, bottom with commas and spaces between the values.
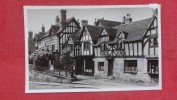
108, 59, 113, 76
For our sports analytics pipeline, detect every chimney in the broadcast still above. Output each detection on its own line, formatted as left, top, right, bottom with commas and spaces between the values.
28, 31, 33, 38
81, 20, 88, 28
152, 8, 158, 16
127, 13, 131, 19
94, 18, 97, 26
123, 13, 133, 24
42, 24, 45, 32
77, 19, 80, 26
60, 9, 67, 28
55, 15, 60, 25
122, 16, 126, 24
129, 18, 132, 23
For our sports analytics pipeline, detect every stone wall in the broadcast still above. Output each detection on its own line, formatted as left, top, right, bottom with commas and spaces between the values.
93, 57, 157, 83
93, 58, 108, 77
29, 70, 73, 84
113, 58, 153, 83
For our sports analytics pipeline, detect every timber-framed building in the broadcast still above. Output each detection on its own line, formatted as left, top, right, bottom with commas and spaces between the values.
32, 9, 159, 83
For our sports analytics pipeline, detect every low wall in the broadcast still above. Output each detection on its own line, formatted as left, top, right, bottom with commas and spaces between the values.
29, 70, 74, 84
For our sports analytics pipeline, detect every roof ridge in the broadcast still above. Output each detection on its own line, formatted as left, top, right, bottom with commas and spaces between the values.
86, 24, 103, 28
120, 16, 154, 26
99, 19, 121, 23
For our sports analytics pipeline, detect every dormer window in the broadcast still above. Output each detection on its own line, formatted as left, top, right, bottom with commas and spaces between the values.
100, 42, 107, 51
100, 31, 109, 43
150, 37, 158, 47
83, 30, 87, 36
118, 31, 128, 40
119, 33, 125, 39
70, 44, 73, 51
116, 41, 122, 49
83, 42, 90, 50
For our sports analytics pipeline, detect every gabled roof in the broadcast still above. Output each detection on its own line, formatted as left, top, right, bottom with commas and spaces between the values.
104, 27, 118, 41
37, 32, 46, 40
104, 27, 117, 37
96, 19, 121, 27
39, 17, 80, 40
34, 34, 38, 41
42, 30, 50, 39
70, 30, 82, 43
113, 16, 155, 42
85, 25, 103, 44
51, 25, 60, 35
56, 17, 80, 34
42, 25, 60, 39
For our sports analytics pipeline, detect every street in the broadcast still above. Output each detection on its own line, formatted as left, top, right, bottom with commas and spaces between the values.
29, 75, 158, 90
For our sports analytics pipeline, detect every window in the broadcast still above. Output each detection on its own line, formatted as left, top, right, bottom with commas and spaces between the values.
100, 43, 107, 51
117, 41, 122, 49
100, 36, 108, 43
83, 30, 87, 35
147, 60, 158, 74
150, 37, 158, 46
98, 62, 104, 71
52, 45, 55, 50
124, 60, 137, 73
83, 42, 90, 50
70, 44, 73, 51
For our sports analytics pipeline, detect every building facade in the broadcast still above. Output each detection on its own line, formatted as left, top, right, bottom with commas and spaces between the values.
32, 9, 159, 83
34, 9, 80, 55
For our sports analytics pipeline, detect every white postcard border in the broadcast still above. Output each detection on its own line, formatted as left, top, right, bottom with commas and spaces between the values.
24, 4, 162, 93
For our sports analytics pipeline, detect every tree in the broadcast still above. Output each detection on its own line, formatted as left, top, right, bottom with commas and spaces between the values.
61, 51, 74, 71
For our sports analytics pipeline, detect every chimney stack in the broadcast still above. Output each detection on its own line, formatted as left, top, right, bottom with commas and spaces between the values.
152, 8, 158, 16
127, 13, 131, 19
55, 15, 60, 25
60, 9, 67, 28
122, 13, 132, 24
42, 24, 45, 32
94, 18, 97, 26
122, 16, 126, 24
81, 20, 88, 28
28, 31, 33, 39
77, 19, 80, 26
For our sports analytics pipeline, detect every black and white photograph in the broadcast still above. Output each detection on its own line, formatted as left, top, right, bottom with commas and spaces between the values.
24, 4, 161, 93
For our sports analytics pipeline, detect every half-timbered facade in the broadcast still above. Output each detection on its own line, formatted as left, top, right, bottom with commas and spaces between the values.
74, 25, 103, 75
34, 9, 81, 70
35, 9, 80, 55
32, 9, 159, 83
92, 14, 159, 82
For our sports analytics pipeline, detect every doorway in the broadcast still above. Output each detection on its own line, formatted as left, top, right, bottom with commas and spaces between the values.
108, 59, 113, 76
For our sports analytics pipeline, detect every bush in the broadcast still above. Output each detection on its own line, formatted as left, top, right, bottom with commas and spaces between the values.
33, 66, 48, 71
60, 51, 75, 71
54, 54, 65, 70
34, 54, 49, 71
29, 58, 33, 64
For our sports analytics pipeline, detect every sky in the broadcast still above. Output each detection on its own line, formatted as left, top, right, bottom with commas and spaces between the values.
27, 7, 153, 36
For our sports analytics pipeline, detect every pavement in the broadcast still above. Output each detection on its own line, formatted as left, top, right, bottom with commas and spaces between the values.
29, 74, 158, 90
28, 64, 158, 90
